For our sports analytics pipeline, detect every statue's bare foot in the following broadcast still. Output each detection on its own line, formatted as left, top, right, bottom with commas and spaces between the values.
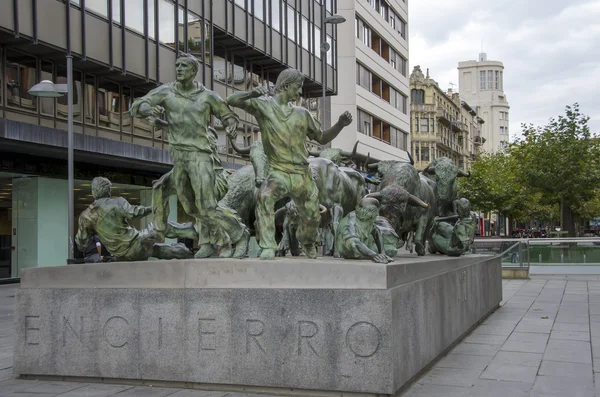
303, 244, 318, 259
195, 243, 215, 258
232, 230, 250, 258
219, 243, 234, 258
260, 249, 276, 260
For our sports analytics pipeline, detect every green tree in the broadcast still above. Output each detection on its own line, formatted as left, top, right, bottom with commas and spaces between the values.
511, 103, 600, 235
458, 150, 552, 229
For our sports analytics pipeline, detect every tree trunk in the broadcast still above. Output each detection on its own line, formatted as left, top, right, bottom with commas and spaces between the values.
563, 206, 575, 237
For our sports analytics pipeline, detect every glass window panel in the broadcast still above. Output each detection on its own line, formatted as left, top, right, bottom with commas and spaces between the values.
495, 70, 499, 89
86, 0, 108, 18
122, 86, 132, 133
132, 88, 150, 137
84, 75, 96, 126
159, 0, 175, 48
187, 12, 204, 58
40, 61, 54, 117
178, 6, 186, 51
487, 70, 493, 89
314, 26, 321, 58
97, 79, 120, 131
287, 6, 296, 40
5, 51, 37, 112
56, 66, 82, 122
480, 71, 486, 89
271, 0, 280, 31
326, 0, 332, 13
235, 0, 245, 6
301, 17, 309, 50
326, 35, 333, 66
254, 0, 264, 21
112, 0, 121, 24
148, 0, 156, 39
125, 0, 145, 34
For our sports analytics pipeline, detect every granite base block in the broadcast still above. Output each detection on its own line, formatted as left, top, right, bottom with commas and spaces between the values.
14, 255, 502, 395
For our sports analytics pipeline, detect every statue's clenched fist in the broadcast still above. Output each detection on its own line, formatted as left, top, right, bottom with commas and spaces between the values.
338, 111, 353, 127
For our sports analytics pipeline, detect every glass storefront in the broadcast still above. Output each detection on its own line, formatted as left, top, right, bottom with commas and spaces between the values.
0, 172, 174, 281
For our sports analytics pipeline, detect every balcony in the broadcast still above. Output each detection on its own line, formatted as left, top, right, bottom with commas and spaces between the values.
451, 120, 463, 132
474, 136, 486, 145
437, 107, 451, 125
411, 104, 436, 113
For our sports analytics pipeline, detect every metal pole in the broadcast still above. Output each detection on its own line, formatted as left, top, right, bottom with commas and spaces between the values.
67, 55, 74, 263
321, 4, 326, 129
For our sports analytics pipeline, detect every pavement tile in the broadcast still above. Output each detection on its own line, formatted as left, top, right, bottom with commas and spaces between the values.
403, 383, 470, 397
56, 383, 134, 397
552, 322, 590, 332
167, 391, 228, 397
103, 386, 180, 397
436, 353, 493, 370
555, 313, 589, 324
462, 333, 508, 345
501, 332, 550, 354
0, 379, 44, 393
479, 363, 537, 383
467, 379, 531, 397
549, 329, 590, 341
514, 318, 554, 334
530, 375, 594, 397
470, 324, 515, 336
543, 339, 592, 364
489, 351, 543, 367
418, 367, 482, 388
451, 343, 501, 356
15, 381, 89, 395
538, 360, 593, 379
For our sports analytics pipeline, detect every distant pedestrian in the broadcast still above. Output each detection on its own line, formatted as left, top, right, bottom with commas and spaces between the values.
83, 235, 103, 263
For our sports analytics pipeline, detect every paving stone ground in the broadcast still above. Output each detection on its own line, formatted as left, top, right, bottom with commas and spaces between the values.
2, 279, 600, 396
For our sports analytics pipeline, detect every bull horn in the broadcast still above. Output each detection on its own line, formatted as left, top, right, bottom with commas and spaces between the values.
366, 192, 383, 200
458, 169, 471, 177
408, 152, 415, 166
367, 162, 380, 170
339, 141, 359, 158
319, 204, 328, 214
229, 137, 251, 155
423, 165, 435, 174
407, 194, 429, 209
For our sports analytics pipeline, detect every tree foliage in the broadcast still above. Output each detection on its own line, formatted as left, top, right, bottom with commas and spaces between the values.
459, 103, 600, 234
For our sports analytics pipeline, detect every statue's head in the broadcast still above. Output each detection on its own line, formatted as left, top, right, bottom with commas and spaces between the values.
274, 68, 304, 102
356, 197, 380, 223
455, 198, 471, 217
91, 177, 112, 200
175, 53, 200, 83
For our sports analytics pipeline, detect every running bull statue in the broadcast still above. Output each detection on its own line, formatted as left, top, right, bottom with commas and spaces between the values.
366, 155, 435, 256
423, 157, 470, 217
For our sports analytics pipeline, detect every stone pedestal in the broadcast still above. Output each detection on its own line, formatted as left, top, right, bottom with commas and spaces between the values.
14, 254, 501, 396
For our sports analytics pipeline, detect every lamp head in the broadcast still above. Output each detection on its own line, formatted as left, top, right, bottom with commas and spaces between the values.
324, 15, 346, 24
28, 80, 66, 98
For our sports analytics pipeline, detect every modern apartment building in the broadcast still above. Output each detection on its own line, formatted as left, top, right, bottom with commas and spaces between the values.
409, 66, 484, 171
0, 0, 340, 281
330, 0, 410, 162
458, 53, 510, 152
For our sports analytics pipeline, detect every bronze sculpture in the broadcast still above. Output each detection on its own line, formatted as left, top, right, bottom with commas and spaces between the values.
227, 68, 352, 260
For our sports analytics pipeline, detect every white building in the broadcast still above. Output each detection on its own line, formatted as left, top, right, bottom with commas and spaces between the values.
330, 0, 410, 161
458, 53, 510, 152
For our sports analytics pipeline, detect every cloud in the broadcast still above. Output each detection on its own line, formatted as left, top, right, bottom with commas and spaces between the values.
409, 0, 600, 138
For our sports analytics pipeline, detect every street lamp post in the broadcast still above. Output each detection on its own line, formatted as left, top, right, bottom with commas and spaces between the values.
28, 55, 75, 264
320, 8, 346, 130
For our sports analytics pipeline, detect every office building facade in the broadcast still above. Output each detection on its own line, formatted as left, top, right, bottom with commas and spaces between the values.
458, 53, 510, 152
330, 0, 410, 162
0, 0, 340, 280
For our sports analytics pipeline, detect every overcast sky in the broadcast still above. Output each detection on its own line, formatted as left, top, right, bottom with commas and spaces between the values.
408, 0, 600, 140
